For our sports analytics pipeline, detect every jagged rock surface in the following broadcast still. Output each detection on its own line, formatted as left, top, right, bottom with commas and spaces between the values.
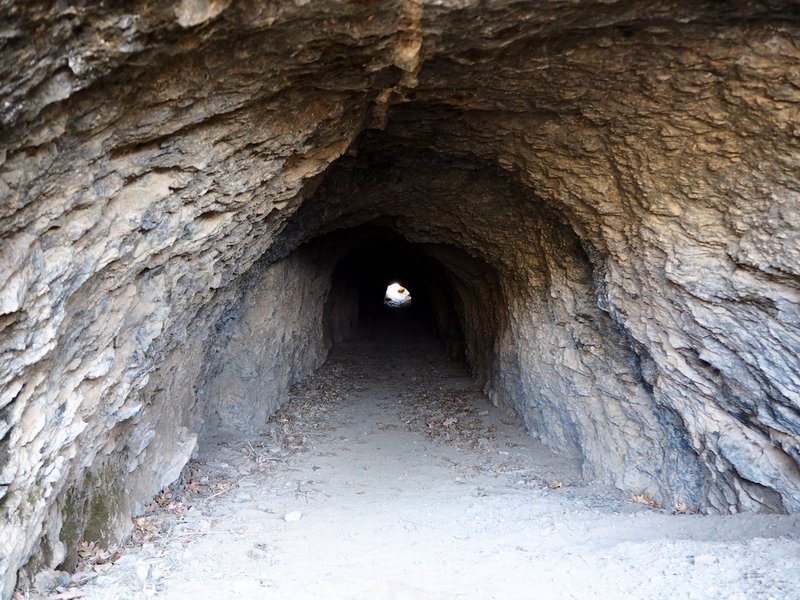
1, 1, 799, 595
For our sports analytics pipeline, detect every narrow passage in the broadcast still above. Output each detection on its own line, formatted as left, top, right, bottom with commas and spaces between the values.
68, 318, 800, 600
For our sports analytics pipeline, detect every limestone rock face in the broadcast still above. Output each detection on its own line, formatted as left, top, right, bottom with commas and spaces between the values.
1, 0, 799, 594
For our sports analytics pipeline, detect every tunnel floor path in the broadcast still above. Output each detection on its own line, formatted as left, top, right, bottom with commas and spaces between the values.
70, 317, 800, 600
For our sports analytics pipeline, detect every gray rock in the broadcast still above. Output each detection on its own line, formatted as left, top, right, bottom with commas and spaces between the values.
283, 511, 303, 523
0, 1, 799, 597
32, 569, 71, 594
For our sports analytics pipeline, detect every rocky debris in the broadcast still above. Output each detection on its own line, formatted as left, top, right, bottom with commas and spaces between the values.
396, 384, 496, 451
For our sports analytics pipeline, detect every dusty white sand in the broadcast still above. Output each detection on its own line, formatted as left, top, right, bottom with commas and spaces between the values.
41, 318, 800, 600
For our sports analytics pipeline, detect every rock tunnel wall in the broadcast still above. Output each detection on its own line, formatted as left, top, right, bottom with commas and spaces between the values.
276, 155, 707, 505
202, 247, 336, 436
1, 0, 799, 594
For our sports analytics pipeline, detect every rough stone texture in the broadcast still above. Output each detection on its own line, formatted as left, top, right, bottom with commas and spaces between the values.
278, 157, 706, 505
1, 0, 799, 595
202, 247, 337, 436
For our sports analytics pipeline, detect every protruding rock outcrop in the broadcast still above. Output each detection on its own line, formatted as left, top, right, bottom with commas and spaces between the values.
1, 1, 799, 595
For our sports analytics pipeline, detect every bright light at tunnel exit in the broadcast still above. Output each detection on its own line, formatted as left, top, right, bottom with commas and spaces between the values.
384, 282, 412, 308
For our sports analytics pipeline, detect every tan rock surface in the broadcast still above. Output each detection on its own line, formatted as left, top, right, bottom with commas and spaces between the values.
1, 1, 798, 595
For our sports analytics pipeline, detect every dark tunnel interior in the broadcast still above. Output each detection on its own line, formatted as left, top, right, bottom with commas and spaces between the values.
319, 226, 471, 366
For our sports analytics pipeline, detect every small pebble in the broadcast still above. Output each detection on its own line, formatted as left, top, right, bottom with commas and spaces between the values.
283, 510, 302, 523
196, 519, 211, 532
135, 562, 150, 587
248, 547, 269, 560
114, 553, 138, 566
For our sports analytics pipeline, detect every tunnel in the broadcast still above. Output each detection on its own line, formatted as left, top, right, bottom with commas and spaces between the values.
320, 227, 462, 347
1, 0, 800, 595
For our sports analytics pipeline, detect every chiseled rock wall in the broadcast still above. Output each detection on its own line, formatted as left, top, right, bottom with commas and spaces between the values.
277, 157, 707, 506
0, 3, 379, 592
0, 0, 798, 594
202, 247, 334, 436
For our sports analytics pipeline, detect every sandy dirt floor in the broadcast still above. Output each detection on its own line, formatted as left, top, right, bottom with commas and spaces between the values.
23, 317, 800, 600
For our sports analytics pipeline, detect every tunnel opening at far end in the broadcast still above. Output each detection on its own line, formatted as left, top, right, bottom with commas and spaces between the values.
317, 226, 491, 368
384, 283, 411, 309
